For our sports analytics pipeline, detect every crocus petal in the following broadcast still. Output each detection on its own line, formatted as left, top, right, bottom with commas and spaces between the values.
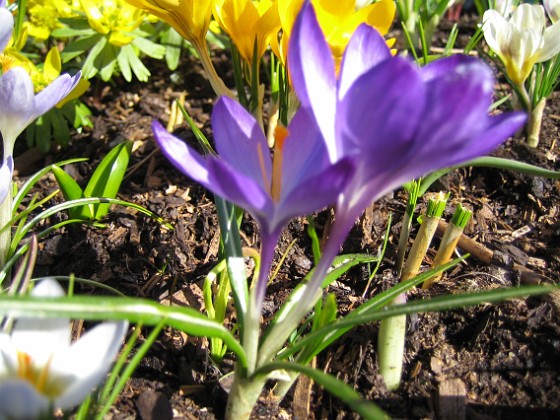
337, 57, 425, 166
279, 157, 354, 223
212, 97, 272, 192
482, 9, 509, 58
0, 156, 13, 205
52, 321, 128, 409
0, 7, 12, 53
152, 120, 211, 186
34, 71, 82, 116
540, 22, 560, 62
0, 69, 36, 151
0, 69, 81, 156
153, 120, 272, 222
338, 23, 391, 98
0, 380, 50, 419
206, 158, 272, 221
288, 1, 337, 150
11, 280, 70, 365
280, 108, 331, 195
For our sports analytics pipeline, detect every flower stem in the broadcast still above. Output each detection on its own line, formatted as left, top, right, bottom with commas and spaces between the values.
377, 293, 407, 390
225, 370, 268, 420
192, 40, 234, 99
0, 188, 12, 268
526, 98, 546, 148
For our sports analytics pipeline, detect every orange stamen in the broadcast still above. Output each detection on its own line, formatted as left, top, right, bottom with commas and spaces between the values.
271, 125, 289, 202
257, 142, 271, 193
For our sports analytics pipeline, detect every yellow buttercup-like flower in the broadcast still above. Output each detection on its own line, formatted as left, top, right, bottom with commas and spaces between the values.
213, 0, 280, 64
80, 0, 145, 46
274, 0, 396, 67
124, 0, 213, 47
25, 0, 79, 41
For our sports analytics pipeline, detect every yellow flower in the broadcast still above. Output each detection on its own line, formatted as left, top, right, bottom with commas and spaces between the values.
124, 0, 213, 47
213, 0, 280, 64
25, 0, 79, 41
80, 0, 145, 46
274, 0, 395, 67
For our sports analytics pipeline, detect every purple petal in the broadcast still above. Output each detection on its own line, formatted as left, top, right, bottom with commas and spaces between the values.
211, 97, 271, 192
152, 120, 211, 186
278, 157, 354, 226
0, 68, 36, 150
338, 24, 391, 99
206, 158, 273, 226
34, 71, 82, 115
0, 8, 13, 53
288, 1, 337, 148
280, 108, 331, 195
0, 155, 13, 205
412, 57, 502, 161
337, 57, 425, 170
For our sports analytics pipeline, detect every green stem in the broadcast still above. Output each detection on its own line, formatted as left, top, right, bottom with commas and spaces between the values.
225, 370, 268, 420
0, 188, 12, 269
526, 98, 546, 148
377, 294, 407, 390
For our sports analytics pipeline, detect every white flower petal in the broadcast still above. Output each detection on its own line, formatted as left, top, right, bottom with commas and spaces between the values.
540, 21, 560, 61
11, 280, 70, 364
52, 321, 128, 409
0, 379, 51, 419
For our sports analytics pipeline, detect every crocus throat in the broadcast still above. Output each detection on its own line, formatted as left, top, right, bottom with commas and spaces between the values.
17, 351, 52, 394
271, 125, 289, 202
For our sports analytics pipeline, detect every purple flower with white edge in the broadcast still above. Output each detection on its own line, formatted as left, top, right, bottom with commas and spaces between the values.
265, 1, 527, 342
0, 279, 128, 419
0, 0, 12, 54
153, 97, 354, 312
0, 67, 81, 206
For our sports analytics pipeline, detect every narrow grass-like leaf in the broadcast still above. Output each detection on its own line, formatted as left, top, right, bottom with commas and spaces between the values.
255, 362, 388, 420
0, 295, 247, 368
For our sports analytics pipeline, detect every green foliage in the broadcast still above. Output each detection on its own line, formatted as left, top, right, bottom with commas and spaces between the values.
51, 141, 133, 220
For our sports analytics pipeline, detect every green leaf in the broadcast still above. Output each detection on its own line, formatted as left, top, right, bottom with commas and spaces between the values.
419, 156, 560, 196
281, 281, 554, 361
116, 46, 133, 82
62, 34, 103, 64
50, 108, 71, 148
97, 42, 118, 82
0, 294, 247, 369
161, 27, 183, 71
84, 141, 133, 220
123, 45, 151, 82
51, 165, 92, 220
81, 36, 108, 79
52, 27, 96, 38
255, 362, 388, 420
132, 36, 166, 59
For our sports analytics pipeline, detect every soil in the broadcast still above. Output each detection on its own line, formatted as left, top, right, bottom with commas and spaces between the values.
10, 13, 560, 420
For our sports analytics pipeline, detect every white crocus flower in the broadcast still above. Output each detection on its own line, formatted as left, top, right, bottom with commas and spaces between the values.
493, 0, 516, 18
483, 3, 560, 86
544, 0, 560, 23
0, 279, 128, 419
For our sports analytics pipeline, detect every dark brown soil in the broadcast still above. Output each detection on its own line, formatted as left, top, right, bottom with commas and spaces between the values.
11, 13, 560, 420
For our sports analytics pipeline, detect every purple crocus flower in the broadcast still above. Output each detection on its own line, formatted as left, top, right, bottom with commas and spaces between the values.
153, 97, 353, 311
0, 1, 12, 53
0, 7, 81, 205
281, 1, 527, 321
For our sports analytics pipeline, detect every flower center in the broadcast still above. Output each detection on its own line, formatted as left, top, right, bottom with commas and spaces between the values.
16, 351, 56, 396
